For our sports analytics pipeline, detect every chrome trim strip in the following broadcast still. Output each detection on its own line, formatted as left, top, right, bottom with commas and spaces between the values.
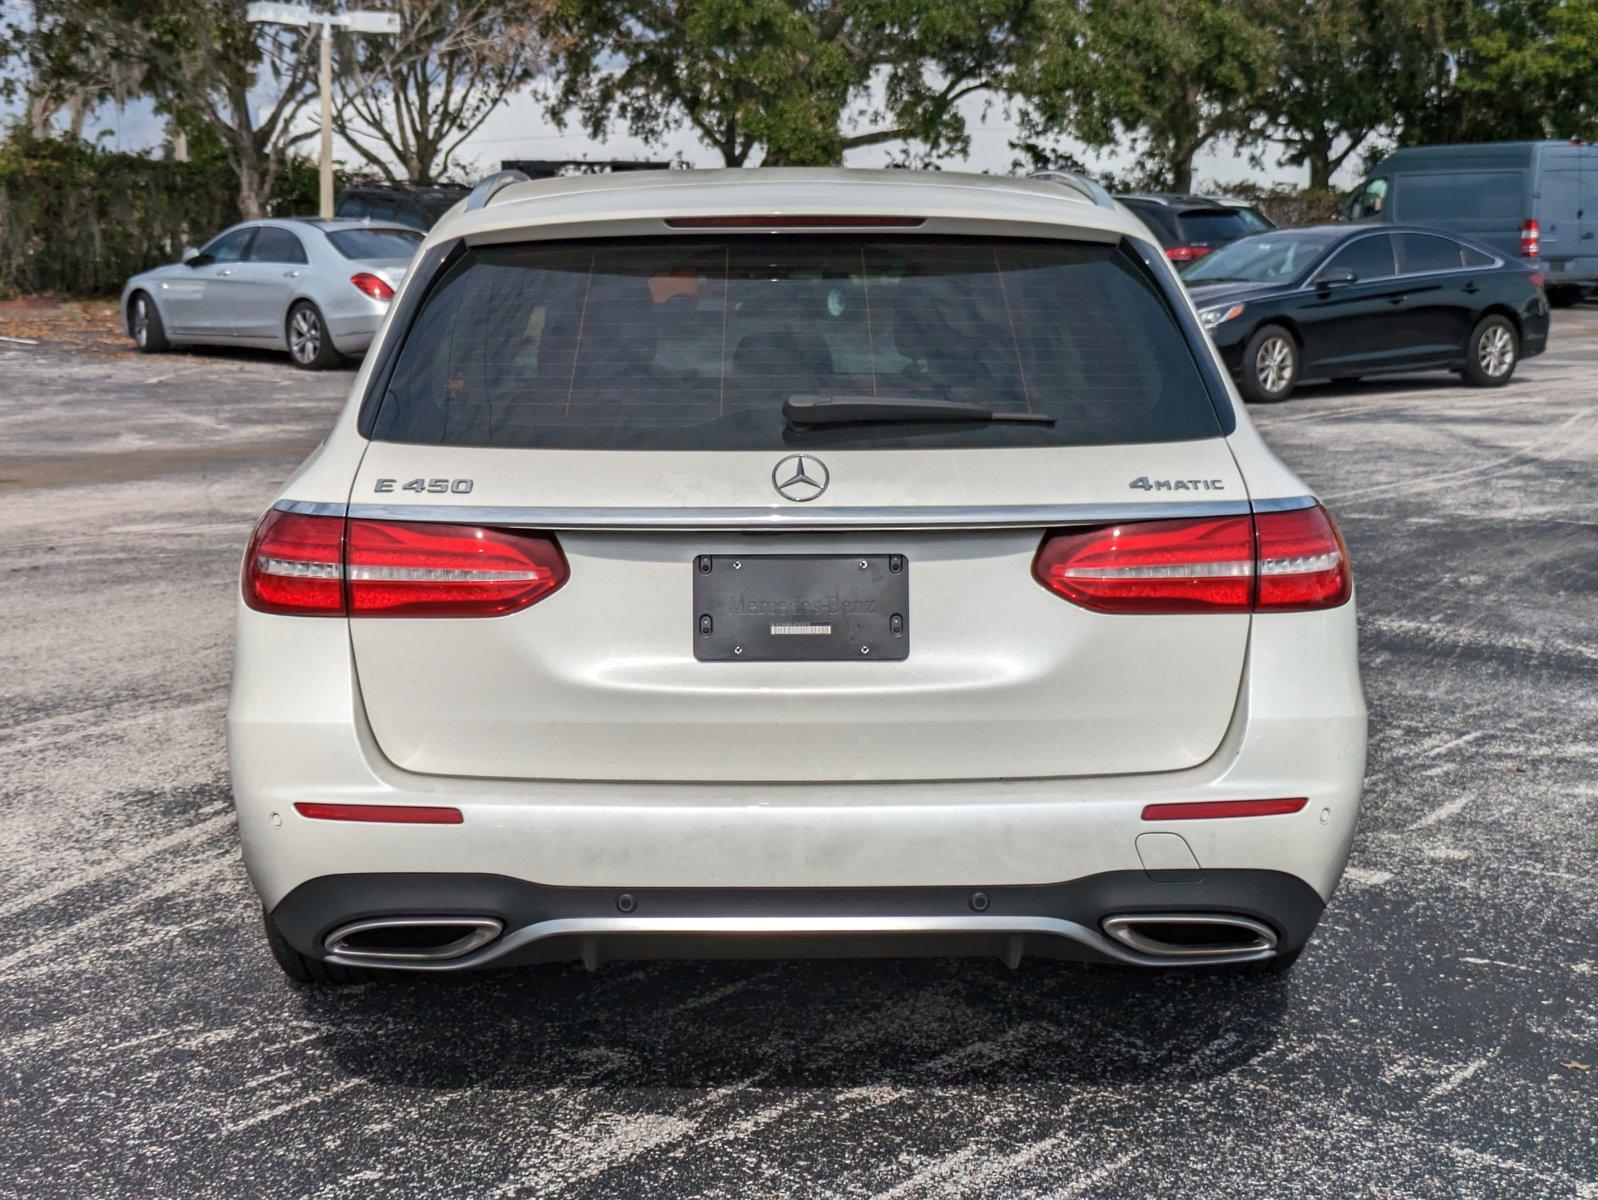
341, 500, 1254, 531
277, 497, 1317, 526
321, 914, 1276, 972
1101, 913, 1277, 959
1250, 494, 1318, 514
324, 916, 503, 962
272, 499, 347, 518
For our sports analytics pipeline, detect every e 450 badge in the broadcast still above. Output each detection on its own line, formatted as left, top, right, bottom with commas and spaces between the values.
374, 477, 474, 494
1128, 476, 1226, 492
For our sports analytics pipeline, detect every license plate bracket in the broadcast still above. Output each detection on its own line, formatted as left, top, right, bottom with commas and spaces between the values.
693, 554, 909, 662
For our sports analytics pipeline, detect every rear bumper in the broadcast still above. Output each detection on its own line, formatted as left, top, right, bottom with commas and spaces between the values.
320, 296, 388, 354
273, 869, 1326, 971
228, 594, 1366, 969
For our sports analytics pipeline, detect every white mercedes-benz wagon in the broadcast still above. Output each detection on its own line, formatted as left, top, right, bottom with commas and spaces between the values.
228, 168, 1365, 984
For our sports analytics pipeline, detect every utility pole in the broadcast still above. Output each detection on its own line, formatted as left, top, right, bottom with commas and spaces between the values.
319, 18, 333, 218
245, 3, 401, 219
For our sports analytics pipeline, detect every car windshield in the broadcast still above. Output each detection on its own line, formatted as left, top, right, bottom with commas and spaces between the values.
371, 235, 1228, 451
327, 228, 424, 260
1183, 231, 1338, 284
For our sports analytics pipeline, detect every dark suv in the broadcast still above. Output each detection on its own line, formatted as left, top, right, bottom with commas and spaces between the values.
334, 183, 471, 231
1115, 194, 1265, 264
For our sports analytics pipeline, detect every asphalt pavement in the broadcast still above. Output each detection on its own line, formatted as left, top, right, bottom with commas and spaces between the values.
1, 316, 1595, 1199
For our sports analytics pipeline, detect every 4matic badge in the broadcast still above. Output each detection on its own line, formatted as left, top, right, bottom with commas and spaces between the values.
1128, 476, 1226, 492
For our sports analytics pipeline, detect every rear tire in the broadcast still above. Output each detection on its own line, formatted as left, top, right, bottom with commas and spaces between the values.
128, 292, 170, 353
286, 301, 342, 370
1239, 324, 1299, 403
263, 906, 375, 986
1462, 314, 1518, 387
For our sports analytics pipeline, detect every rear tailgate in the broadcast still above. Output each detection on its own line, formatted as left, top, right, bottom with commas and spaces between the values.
346, 230, 1250, 783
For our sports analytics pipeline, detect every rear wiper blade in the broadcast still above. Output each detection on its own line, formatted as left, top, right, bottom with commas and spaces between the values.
783, 394, 1055, 426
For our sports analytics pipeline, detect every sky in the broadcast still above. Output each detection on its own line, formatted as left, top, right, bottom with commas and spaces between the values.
65, 81, 1351, 192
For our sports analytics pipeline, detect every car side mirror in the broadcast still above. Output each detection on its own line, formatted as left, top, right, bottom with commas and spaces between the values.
181, 247, 200, 264
1317, 267, 1358, 289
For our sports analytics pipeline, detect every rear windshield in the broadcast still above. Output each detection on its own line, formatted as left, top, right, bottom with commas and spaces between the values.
371, 235, 1225, 451
328, 228, 424, 259
1174, 210, 1250, 245
1394, 172, 1523, 221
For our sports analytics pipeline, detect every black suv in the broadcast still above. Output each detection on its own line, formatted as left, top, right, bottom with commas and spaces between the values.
1115, 194, 1270, 264
334, 183, 471, 231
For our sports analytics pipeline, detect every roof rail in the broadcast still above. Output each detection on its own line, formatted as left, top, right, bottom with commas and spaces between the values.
1026, 170, 1116, 209
465, 169, 530, 212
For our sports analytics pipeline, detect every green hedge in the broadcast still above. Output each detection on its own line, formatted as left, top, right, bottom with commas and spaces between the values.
0, 134, 330, 297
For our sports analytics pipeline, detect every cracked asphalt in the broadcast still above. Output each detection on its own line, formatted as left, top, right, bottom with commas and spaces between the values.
1, 313, 1595, 1199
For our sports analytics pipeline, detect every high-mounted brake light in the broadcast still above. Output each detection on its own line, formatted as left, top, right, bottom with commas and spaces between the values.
1165, 245, 1212, 263
350, 272, 395, 300
1520, 219, 1540, 258
1032, 504, 1351, 614
664, 215, 925, 229
294, 802, 463, 824
242, 511, 569, 617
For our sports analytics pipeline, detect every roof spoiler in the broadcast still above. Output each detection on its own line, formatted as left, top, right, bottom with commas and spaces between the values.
1027, 170, 1116, 209
465, 169, 530, 212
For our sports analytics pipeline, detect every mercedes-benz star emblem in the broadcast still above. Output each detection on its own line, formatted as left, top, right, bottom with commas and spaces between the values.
772, 454, 829, 502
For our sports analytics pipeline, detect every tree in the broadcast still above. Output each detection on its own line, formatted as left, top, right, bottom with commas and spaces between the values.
1249, 0, 1430, 190
1017, 0, 1273, 192
0, 1, 143, 138
334, 0, 555, 185
138, 2, 325, 218
541, 0, 1050, 168
1397, 0, 1598, 144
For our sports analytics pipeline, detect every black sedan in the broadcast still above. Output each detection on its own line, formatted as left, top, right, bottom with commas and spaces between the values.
1182, 224, 1550, 402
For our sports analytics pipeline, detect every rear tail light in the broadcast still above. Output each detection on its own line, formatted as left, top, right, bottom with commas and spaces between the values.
345, 520, 567, 616
350, 272, 395, 300
243, 508, 344, 615
1520, 219, 1540, 258
1033, 504, 1351, 614
1165, 245, 1212, 263
1254, 504, 1352, 610
242, 511, 568, 617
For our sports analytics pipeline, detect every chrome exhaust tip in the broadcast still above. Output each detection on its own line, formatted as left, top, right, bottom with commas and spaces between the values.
1101, 913, 1277, 959
323, 916, 503, 962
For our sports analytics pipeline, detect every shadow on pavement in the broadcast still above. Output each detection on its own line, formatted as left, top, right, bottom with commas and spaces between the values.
301, 956, 1290, 1091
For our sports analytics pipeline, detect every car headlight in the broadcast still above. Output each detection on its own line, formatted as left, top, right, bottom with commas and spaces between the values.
1199, 303, 1245, 329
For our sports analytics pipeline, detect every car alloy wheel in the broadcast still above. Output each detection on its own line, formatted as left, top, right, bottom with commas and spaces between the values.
290, 307, 323, 365
1478, 324, 1515, 378
1256, 336, 1294, 395
131, 297, 149, 347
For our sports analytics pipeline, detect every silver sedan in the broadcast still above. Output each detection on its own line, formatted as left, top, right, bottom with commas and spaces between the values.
120, 218, 424, 369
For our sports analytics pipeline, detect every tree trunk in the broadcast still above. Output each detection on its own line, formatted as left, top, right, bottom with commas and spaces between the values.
236, 159, 265, 221
1308, 152, 1332, 191
1171, 156, 1193, 192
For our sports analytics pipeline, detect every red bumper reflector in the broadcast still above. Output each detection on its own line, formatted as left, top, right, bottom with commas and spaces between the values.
294, 802, 463, 825
665, 215, 925, 229
1141, 798, 1308, 821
